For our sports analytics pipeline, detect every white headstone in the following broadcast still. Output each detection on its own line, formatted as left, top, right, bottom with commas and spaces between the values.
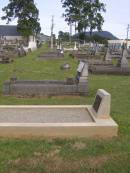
92, 89, 111, 119
74, 42, 78, 50
79, 62, 88, 83
77, 61, 85, 73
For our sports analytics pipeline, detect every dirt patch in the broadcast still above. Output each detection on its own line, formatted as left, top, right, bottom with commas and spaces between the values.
7, 153, 123, 173
72, 141, 86, 150
52, 95, 82, 100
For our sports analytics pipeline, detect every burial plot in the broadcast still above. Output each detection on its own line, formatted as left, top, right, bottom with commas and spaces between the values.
38, 50, 64, 60
73, 49, 113, 67
89, 49, 130, 75
0, 50, 14, 64
3, 61, 88, 96
0, 89, 118, 138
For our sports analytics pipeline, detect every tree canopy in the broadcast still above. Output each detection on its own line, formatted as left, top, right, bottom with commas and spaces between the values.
2, 0, 41, 37
58, 31, 70, 42
61, 0, 106, 36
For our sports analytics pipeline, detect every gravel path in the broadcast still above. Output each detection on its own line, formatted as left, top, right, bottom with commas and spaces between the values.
0, 108, 93, 123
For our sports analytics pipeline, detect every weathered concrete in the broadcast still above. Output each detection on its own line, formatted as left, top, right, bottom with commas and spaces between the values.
3, 62, 88, 96
89, 48, 130, 75
0, 89, 118, 138
89, 65, 130, 75
38, 51, 64, 60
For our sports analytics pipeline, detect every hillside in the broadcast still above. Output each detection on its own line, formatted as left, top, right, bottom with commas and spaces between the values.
85, 31, 118, 40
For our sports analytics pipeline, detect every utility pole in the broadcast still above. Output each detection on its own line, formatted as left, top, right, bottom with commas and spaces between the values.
126, 24, 130, 46
51, 15, 54, 49
126, 24, 130, 40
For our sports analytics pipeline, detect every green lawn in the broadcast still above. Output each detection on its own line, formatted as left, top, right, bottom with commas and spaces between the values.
0, 45, 130, 173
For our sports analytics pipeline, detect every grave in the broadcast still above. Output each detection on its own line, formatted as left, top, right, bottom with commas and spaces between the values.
0, 50, 14, 63
38, 50, 64, 60
3, 61, 88, 96
89, 48, 130, 75
73, 50, 113, 67
0, 89, 118, 138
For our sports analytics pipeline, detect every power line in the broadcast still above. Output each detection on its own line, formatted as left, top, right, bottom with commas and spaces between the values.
126, 24, 130, 40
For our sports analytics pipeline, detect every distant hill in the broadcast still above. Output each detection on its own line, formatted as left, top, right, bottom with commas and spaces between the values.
85, 31, 118, 40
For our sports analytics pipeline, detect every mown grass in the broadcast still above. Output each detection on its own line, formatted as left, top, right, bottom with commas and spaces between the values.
0, 44, 130, 172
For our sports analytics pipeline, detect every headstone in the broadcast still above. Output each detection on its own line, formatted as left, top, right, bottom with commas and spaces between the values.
79, 62, 88, 83
57, 45, 60, 50
59, 43, 62, 50
121, 49, 129, 69
74, 42, 78, 51
105, 48, 112, 61
92, 89, 111, 119
60, 63, 70, 70
77, 61, 85, 73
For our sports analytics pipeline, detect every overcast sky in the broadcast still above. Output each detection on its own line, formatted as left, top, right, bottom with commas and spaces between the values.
0, 0, 130, 39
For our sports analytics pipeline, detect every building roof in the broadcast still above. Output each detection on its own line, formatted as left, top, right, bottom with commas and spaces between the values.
37, 33, 50, 42
0, 25, 21, 36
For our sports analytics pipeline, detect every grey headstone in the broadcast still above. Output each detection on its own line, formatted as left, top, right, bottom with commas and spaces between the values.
105, 48, 112, 61
121, 49, 129, 69
77, 61, 85, 73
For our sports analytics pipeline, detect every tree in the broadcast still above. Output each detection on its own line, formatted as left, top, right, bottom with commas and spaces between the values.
2, 0, 41, 38
84, 0, 106, 36
61, 0, 106, 39
61, 0, 84, 34
58, 31, 70, 42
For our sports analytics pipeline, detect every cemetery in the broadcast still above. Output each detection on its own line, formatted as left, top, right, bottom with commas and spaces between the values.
0, 0, 130, 172
0, 43, 129, 172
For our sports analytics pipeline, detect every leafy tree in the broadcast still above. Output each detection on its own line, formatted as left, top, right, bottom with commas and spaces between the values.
58, 31, 70, 42
61, 0, 84, 34
61, 0, 106, 38
84, 0, 106, 36
2, 0, 41, 38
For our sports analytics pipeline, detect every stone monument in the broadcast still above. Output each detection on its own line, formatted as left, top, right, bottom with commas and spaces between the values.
105, 47, 112, 62
74, 42, 78, 51
121, 49, 129, 70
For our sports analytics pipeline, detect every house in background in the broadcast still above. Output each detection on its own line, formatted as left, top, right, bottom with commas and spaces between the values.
108, 39, 130, 49
37, 33, 50, 44
0, 25, 37, 51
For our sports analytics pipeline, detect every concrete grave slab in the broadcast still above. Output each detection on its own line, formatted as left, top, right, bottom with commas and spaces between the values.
0, 89, 118, 138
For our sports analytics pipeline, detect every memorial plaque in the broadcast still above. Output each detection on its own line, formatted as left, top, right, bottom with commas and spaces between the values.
93, 95, 102, 112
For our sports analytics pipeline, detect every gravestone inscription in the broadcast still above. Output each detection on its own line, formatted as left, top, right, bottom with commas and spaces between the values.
93, 95, 102, 112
